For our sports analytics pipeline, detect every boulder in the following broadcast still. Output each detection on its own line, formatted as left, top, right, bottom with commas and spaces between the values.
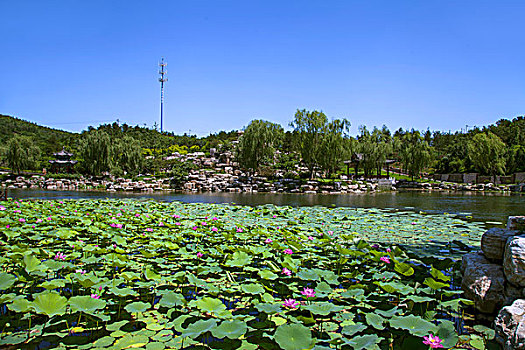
508, 216, 525, 231
504, 235, 525, 287
494, 298, 525, 350
461, 251, 506, 314
481, 228, 519, 261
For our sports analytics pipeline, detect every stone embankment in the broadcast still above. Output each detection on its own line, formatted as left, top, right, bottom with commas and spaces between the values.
462, 216, 525, 350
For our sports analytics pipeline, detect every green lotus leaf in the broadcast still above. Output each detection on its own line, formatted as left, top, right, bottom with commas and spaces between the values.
341, 288, 366, 301
274, 323, 312, 350
23, 254, 42, 273
473, 324, 495, 340
182, 319, 217, 339
389, 314, 438, 337
430, 266, 451, 282
146, 342, 166, 350
69, 295, 106, 314
40, 279, 66, 290
341, 323, 367, 337
423, 277, 449, 290
145, 268, 161, 281
124, 301, 150, 314
106, 320, 129, 331
365, 312, 385, 330
225, 251, 252, 267
195, 297, 226, 314
0, 333, 27, 346
0, 273, 16, 290
241, 283, 265, 295
469, 334, 485, 350
211, 320, 247, 339
159, 291, 185, 308
255, 303, 282, 314
31, 292, 68, 317
297, 269, 320, 281
436, 320, 459, 348
113, 334, 149, 349
303, 302, 344, 316
375, 307, 399, 318
8, 298, 31, 313
258, 269, 278, 280
394, 262, 414, 276
345, 334, 382, 350
109, 287, 138, 297
93, 336, 115, 347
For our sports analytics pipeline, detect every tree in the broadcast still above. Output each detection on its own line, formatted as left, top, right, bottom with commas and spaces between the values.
318, 118, 351, 176
467, 132, 506, 181
236, 120, 284, 173
4, 135, 41, 173
79, 130, 112, 175
114, 136, 143, 176
396, 130, 432, 180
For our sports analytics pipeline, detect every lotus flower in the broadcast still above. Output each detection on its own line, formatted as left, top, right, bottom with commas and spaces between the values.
211, 227, 218, 232
55, 252, 66, 261
386, 248, 391, 253
76, 269, 86, 275
422, 334, 444, 348
146, 228, 153, 232
282, 268, 291, 276
301, 288, 316, 298
307, 236, 314, 241
192, 226, 198, 230
201, 222, 207, 225
0, 206, 5, 211
90, 294, 100, 299
282, 299, 299, 309
265, 238, 273, 244
173, 214, 180, 218
236, 227, 243, 233
197, 252, 204, 258
283, 249, 293, 255
380, 256, 391, 264
19, 218, 26, 222
212, 217, 218, 221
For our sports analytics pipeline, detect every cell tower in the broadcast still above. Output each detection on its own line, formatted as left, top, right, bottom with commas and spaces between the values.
158, 58, 167, 133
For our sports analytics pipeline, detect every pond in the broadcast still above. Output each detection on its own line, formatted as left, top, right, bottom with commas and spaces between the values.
8, 189, 525, 223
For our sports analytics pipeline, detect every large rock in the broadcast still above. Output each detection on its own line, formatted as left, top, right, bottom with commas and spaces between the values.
482, 228, 519, 261
494, 299, 525, 350
508, 216, 525, 231
504, 235, 525, 287
461, 251, 506, 314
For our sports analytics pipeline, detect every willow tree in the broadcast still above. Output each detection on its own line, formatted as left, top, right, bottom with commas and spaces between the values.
396, 130, 432, 180
236, 120, 284, 174
114, 136, 143, 176
468, 132, 506, 181
5, 135, 41, 173
318, 118, 351, 176
79, 130, 112, 175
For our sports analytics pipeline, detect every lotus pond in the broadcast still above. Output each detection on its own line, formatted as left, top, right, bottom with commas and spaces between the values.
0, 199, 496, 349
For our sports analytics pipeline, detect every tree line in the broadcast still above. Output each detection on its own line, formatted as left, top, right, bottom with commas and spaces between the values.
1, 113, 524, 180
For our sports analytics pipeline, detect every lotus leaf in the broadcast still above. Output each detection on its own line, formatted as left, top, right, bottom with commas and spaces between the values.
31, 292, 68, 317
0, 273, 16, 290
241, 283, 265, 294
211, 320, 247, 339
345, 334, 381, 350
389, 314, 438, 336
124, 301, 150, 314
182, 319, 217, 339
274, 323, 313, 350
69, 295, 106, 314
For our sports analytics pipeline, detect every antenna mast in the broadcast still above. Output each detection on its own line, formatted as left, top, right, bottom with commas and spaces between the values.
158, 58, 167, 133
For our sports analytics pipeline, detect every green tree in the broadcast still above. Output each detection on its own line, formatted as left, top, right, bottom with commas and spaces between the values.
467, 132, 506, 181
4, 135, 41, 173
396, 130, 432, 180
236, 120, 284, 173
114, 136, 143, 176
318, 118, 351, 176
79, 130, 112, 175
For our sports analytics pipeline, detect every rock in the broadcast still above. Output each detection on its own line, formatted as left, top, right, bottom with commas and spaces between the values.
461, 251, 506, 314
508, 216, 525, 231
504, 235, 525, 287
482, 228, 519, 261
505, 283, 523, 306
494, 299, 525, 350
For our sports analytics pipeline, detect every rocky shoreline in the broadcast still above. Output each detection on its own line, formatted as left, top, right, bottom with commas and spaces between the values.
1, 172, 523, 194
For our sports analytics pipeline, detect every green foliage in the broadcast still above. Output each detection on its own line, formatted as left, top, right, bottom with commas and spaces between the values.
468, 132, 506, 178
113, 136, 143, 176
79, 130, 112, 175
236, 119, 284, 172
4, 135, 41, 173
396, 130, 432, 180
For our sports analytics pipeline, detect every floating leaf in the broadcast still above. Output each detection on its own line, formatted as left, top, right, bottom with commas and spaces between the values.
274, 323, 312, 350
389, 315, 438, 337
0, 273, 16, 290
31, 292, 68, 317
211, 320, 247, 339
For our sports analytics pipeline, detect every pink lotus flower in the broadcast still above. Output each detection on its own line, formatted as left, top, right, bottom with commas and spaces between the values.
283, 249, 293, 255
282, 299, 299, 309
301, 288, 316, 298
386, 248, 391, 253
6, 225, 10, 229
307, 236, 314, 241
211, 227, 218, 232
175, 222, 182, 226
192, 226, 198, 230
55, 252, 66, 261
146, 228, 153, 232
380, 256, 391, 264
265, 238, 273, 244
422, 334, 444, 348
47, 217, 52, 221
19, 218, 26, 223
36, 219, 42, 223
272, 215, 277, 218
411, 222, 417, 225
0, 206, 5, 211
173, 214, 180, 218
14, 210, 21, 213
197, 252, 204, 258
282, 268, 291, 276
236, 227, 243, 233
135, 213, 141, 217
201, 222, 207, 226
212, 217, 218, 221
90, 294, 100, 299
76, 269, 86, 275
159, 222, 164, 226
117, 213, 122, 217
328, 230, 334, 235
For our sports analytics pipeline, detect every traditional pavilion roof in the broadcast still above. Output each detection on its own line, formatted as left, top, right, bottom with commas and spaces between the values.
53, 148, 74, 157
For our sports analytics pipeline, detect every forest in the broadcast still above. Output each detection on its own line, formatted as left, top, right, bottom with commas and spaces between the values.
0, 113, 524, 180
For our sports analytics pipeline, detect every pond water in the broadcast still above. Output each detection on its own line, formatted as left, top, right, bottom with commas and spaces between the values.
7, 189, 524, 223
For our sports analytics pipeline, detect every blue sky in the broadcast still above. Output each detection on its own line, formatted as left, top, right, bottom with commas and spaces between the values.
1, 1, 524, 136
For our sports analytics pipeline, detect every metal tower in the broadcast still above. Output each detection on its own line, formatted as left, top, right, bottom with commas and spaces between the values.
158, 58, 167, 132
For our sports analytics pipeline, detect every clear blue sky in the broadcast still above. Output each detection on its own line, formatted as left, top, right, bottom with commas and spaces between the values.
1, 1, 524, 136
